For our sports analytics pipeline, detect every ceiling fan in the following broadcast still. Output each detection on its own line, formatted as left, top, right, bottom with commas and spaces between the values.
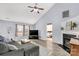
28, 3, 44, 14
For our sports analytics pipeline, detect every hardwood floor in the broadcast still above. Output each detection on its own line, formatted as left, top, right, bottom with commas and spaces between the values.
31, 38, 70, 56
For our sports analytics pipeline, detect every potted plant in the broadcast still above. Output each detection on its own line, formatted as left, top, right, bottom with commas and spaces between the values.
71, 22, 77, 30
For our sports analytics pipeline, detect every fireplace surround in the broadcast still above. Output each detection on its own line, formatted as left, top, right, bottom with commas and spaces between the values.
63, 34, 76, 53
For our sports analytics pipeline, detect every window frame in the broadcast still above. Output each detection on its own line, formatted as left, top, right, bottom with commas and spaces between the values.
15, 24, 29, 37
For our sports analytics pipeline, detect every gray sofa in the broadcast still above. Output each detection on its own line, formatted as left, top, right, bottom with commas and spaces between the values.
0, 42, 39, 56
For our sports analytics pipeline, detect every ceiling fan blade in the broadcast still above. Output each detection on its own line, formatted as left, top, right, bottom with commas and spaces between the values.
37, 11, 40, 14
28, 6, 34, 8
30, 9, 34, 12
38, 8, 44, 10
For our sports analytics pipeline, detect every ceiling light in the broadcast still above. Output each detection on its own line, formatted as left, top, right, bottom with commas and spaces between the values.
28, 3, 44, 14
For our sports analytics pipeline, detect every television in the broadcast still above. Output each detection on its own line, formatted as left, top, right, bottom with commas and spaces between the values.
29, 30, 38, 35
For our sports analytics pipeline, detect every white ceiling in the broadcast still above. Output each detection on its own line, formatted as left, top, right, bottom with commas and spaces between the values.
0, 3, 54, 24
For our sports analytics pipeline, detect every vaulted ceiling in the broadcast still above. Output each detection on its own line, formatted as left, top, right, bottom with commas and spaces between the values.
0, 3, 54, 24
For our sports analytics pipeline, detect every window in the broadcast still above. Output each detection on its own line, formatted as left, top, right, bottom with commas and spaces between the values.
15, 24, 29, 37
24, 25, 29, 36
15, 24, 23, 36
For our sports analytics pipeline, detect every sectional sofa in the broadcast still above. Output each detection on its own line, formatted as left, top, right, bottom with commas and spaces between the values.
0, 35, 39, 56
0, 42, 39, 56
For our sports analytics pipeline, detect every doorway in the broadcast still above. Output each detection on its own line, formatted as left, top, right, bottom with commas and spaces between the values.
46, 23, 53, 48
46, 23, 53, 39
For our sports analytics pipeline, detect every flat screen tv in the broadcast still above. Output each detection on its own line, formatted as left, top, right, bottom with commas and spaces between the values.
29, 30, 38, 35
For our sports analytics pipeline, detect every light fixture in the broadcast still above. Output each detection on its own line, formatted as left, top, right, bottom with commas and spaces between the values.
28, 3, 44, 14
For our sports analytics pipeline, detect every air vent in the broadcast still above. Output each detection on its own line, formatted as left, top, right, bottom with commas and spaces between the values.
62, 10, 69, 18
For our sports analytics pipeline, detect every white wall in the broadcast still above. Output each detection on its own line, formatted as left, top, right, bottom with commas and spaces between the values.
0, 20, 15, 42
0, 20, 34, 42
35, 3, 79, 44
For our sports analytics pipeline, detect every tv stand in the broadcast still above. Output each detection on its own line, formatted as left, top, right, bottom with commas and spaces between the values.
29, 35, 38, 39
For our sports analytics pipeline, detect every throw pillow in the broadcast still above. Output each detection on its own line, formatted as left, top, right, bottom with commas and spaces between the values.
7, 44, 18, 51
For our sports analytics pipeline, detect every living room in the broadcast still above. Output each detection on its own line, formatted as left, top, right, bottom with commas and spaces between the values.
0, 3, 79, 56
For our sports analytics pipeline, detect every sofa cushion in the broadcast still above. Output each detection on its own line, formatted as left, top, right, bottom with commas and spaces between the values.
0, 42, 9, 55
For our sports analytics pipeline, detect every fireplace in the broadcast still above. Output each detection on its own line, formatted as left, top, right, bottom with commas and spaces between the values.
63, 34, 76, 53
